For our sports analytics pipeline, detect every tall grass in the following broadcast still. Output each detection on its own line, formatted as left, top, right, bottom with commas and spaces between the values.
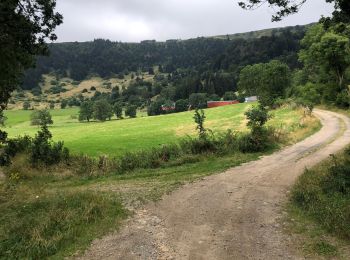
290, 147, 350, 240
0, 189, 126, 259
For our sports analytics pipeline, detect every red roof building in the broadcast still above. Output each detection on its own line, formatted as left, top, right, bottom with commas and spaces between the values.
207, 100, 239, 108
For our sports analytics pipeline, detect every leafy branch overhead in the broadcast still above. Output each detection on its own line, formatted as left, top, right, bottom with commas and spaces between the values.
238, 0, 350, 22
0, 0, 63, 111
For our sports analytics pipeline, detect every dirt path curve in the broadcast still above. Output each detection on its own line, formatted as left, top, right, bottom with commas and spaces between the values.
79, 109, 350, 260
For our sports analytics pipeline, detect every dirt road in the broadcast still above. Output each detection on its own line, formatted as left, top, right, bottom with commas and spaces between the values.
80, 109, 350, 260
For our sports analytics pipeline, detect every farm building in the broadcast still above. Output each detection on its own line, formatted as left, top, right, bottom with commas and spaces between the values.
207, 100, 240, 108
245, 96, 258, 102
161, 103, 176, 111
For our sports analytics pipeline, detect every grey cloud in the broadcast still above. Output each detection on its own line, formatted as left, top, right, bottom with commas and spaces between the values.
54, 0, 334, 43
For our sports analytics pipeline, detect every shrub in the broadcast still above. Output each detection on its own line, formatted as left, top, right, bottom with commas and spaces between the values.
30, 109, 53, 126
113, 102, 123, 119
30, 124, 69, 166
125, 105, 137, 118
223, 91, 237, 101
22, 101, 31, 110
291, 149, 350, 239
61, 99, 68, 109
239, 105, 272, 153
193, 109, 207, 139
0, 136, 32, 166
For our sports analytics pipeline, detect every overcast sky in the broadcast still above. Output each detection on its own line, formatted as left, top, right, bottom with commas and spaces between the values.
54, 0, 334, 43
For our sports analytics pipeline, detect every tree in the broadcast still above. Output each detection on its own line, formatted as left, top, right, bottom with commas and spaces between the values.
0, 0, 62, 112
238, 0, 350, 22
79, 101, 94, 122
223, 91, 237, 101
125, 105, 137, 118
238, 60, 291, 107
175, 99, 189, 112
299, 24, 350, 89
189, 93, 207, 109
193, 109, 207, 139
61, 99, 68, 109
23, 101, 30, 110
113, 102, 123, 119
93, 100, 113, 121
30, 109, 53, 126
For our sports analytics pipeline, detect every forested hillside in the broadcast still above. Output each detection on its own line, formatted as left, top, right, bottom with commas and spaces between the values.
22, 24, 307, 90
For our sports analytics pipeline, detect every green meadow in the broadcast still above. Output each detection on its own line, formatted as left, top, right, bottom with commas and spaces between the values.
3, 103, 306, 157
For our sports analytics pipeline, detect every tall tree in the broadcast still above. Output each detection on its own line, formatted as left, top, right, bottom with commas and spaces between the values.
238, 60, 291, 107
0, 0, 63, 112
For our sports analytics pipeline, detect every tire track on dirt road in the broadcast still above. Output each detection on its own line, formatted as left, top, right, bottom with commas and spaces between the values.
79, 109, 350, 260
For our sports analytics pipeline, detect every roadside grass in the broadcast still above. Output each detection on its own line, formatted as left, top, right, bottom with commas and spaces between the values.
287, 147, 350, 259
3, 104, 312, 157
0, 106, 321, 259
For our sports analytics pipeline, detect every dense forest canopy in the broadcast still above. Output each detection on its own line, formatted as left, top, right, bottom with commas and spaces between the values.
22, 24, 308, 90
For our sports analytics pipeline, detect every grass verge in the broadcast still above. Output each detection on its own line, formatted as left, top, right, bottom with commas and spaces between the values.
286, 147, 350, 259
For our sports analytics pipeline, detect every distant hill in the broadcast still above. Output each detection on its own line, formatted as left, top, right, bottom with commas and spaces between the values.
211, 23, 314, 40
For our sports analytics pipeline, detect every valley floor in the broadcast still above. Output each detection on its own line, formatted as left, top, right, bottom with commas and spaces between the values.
79, 109, 350, 259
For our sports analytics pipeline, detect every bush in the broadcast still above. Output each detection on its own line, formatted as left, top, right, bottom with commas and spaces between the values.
30, 124, 69, 166
22, 101, 31, 110
30, 109, 53, 126
125, 105, 137, 118
291, 149, 350, 239
239, 105, 272, 153
0, 136, 32, 166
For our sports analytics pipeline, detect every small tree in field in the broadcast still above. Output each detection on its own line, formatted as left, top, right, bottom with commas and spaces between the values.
79, 101, 94, 122
193, 109, 207, 139
93, 99, 113, 121
30, 109, 53, 126
113, 102, 123, 119
23, 101, 31, 110
125, 105, 137, 118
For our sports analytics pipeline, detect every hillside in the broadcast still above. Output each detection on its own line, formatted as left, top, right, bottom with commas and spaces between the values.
21, 24, 307, 91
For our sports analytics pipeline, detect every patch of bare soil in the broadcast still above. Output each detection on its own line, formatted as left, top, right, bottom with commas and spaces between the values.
78, 109, 350, 260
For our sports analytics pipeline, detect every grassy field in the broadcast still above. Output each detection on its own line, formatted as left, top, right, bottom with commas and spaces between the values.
3, 103, 308, 157
0, 104, 321, 259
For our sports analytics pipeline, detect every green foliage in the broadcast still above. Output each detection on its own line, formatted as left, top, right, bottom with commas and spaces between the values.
22, 101, 31, 110
0, 0, 62, 111
291, 148, 350, 239
113, 102, 123, 119
189, 93, 207, 109
175, 99, 189, 112
93, 99, 113, 121
223, 91, 237, 101
31, 87, 42, 96
125, 105, 137, 118
0, 136, 32, 166
31, 124, 69, 166
238, 60, 291, 107
79, 101, 94, 122
61, 99, 68, 109
294, 82, 322, 111
0, 191, 126, 259
30, 109, 53, 126
193, 109, 207, 139
299, 24, 350, 89
239, 106, 272, 153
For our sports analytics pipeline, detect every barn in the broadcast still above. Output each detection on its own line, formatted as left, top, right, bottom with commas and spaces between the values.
207, 100, 240, 108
